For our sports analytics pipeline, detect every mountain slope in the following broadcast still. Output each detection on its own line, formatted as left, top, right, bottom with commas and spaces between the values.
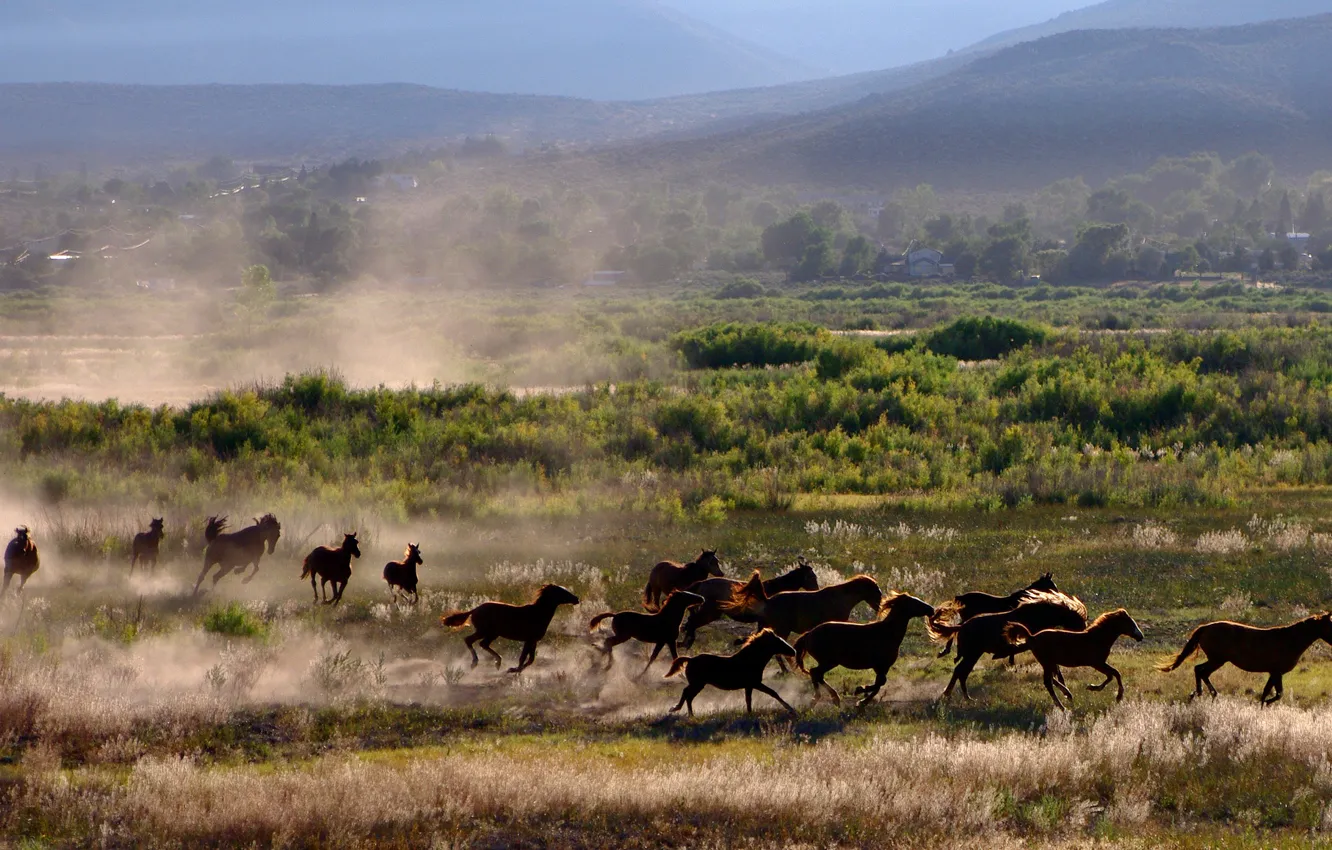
614, 16, 1332, 189
0, 0, 813, 100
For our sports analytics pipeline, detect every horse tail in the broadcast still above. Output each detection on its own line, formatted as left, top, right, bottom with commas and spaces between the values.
642, 579, 654, 609
664, 657, 691, 679
721, 570, 766, 614
588, 612, 614, 632
441, 609, 476, 628
793, 633, 811, 675
1002, 622, 1031, 651
300, 552, 314, 580
925, 616, 962, 644
1158, 627, 1204, 672
931, 598, 963, 626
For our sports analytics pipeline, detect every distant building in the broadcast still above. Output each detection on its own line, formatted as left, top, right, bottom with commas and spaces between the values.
907, 248, 947, 278
378, 174, 418, 191
1286, 233, 1311, 250
583, 271, 627, 287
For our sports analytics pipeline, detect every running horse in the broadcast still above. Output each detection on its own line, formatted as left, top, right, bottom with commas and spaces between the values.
724, 571, 882, 671
643, 550, 722, 611
928, 590, 1088, 701
300, 532, 362, 605
681, 559, 819, 648
589, 590, 705, 678
1159, 612, 1332, 705
794, 592, 936, 707
130, 518, 166, 574
442, 584, 581, 673
665, 629, 798, 716
929, 572, 1060, 659
2, 526, 39, 597
1004, 608, 1144, 710
383, 543, 424, 603
192, 514, 282, 594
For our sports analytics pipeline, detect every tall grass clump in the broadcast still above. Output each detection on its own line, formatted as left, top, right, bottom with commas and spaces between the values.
202, 603, 269, 640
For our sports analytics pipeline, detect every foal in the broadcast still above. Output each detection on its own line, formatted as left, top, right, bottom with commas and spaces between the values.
665, 629, 797, 716
1159, 612, 1332, 705
794, 593, 935, 707
1005, 608, 1144, 710
383, 543, 424, 603
588, 591, 705, 677
130, 518, 166, 574
643, 549, 722, 610
443, 584, 581, 673
300, 532, 362, 605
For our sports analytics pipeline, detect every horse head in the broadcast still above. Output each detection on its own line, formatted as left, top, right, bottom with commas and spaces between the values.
1030, 572, 1058, 593
791, 561, 819, 591
880, 592, 935, 621
699, 549, 723, 577
538, 584, 580, 608
749, 629, 796, 659
14, 526, 30, 541
342, 532, 361, 559
150, 517, 165, 532
406, 543, 422, 566
1118, 609, 1145, 641
665, 590, 706, 613
258, 514, 282, 553
1317, 612, 1332, 645
852, 575, 883, 612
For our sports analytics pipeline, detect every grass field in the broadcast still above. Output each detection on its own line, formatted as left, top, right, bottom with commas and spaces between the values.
6, 286, 1332, 846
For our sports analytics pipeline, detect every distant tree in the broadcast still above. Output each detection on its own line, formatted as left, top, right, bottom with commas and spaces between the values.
1277, 192, 1294, 238
751, 201, 782, 229
838, 235, 876, 277
792, 240, 836, 282
240, 264, 275, 310
762, 212, 823, 265
1002, 202, 1029, 224
979, 236, 1029, 284
877, 202, 906, 241
1136, 245, 1165, 279
1259, 248, 1276, 272
809, 200, 848, 231
632, 245, 685, 282
197, 155, 238, 182
1062, 223, 1130, 283
1279, 244, 1301, 271
102, 178, 126, 198
1225, 153, 1275, 199
1300, 193, 1327, 234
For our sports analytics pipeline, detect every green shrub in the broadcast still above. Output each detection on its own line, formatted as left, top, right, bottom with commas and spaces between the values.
203, 603, 269, 639
923, 316, 1050, 360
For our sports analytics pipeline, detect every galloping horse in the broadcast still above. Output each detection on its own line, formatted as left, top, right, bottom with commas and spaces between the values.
589, 590, 705, 677
192, 514, 282, 594
442, 584, 581, 673
928, 591, 1088, 701
794, 593, 935, 707
130, 518, 166, 574
930, 572, 1060, 659
1004, 608, 1144, 710
2, 526, 39, 597
383, 543, 423, 603
643, 550, 722, 611
681, 559, 819, 648
665, 629, 798, 716
1159, 613, 1332, 705
301, 532, 362, 605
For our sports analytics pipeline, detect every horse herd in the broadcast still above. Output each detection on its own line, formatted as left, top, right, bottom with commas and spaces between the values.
6, 524, 1332, 714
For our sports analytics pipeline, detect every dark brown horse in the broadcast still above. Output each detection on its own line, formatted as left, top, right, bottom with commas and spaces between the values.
130, 518, 166, 574
681, 559, 819, 648
442, 584, 580, 673
301, 532, 362, 605
643, 549, 722, 611
665, 629, 797, 716
383, 543, 423, 603
1159, 613, 1332, 705
192, 514, 282, 594
1005, 608, 1144, 710
930, 572, 1059, 659
794, 593, 936, 707
2, 526, 39, 597
725, 572, 882, 672
589, 590, 705, 677
928, 590, 1088, 701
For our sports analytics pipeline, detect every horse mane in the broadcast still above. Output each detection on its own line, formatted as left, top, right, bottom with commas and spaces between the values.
1017, 589, 1087, 618
738, 628, 775, 650
876, 592, 909, 618
1087, 608, 1130, 631
840, 574, 878, 587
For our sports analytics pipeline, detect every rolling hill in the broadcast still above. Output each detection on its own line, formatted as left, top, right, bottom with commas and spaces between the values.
0, 0, 813, 101
611, 15, 1332, 190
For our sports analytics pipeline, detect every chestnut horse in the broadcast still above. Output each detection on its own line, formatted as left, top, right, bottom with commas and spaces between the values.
643, 550, 722, 610
665, 629, 797, 716
1159, 612, 1332, 705
794, 593, 935, 707
1004, 608, 1144, 710
928, 591, 1088, 701
442, 584, 581, 673
930, 572, 1060, 659
680, 559, 819, 648
301, 532, 362, 605
383, 543, 423, 603
2, 526, 39, 597
193, 514, 282, 594
589, 590, 705, 677
130, 518, 166, 574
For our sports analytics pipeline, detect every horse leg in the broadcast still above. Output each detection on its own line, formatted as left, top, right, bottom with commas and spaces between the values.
602, 634, 629, 671
809, 666, 840, 705
754, 682, 798, 715
1193, 659, 1222, 699
508, 641, 536, 673
671, 683, 702, 716
1043, 669, 1068, 710
333, 581, 346, 605
463, 633, 481, 667
310, 572, 320, 603
1261, 674, 1284, 706
191, 561, 214, 595
856, 671, 887, 708
745, 688, 754, 714
937, 638, 953, 659
479, 637, 504, 669
1088, 662, 1124, 700
948, 655, 979, 701
241, 560, 260, 584
638, 643, 667, 679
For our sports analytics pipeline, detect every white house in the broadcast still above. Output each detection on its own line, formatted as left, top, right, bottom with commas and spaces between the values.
907, 248, 946, 278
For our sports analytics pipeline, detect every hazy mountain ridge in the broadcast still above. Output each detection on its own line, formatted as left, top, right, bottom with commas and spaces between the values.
0, 0, 814, 100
